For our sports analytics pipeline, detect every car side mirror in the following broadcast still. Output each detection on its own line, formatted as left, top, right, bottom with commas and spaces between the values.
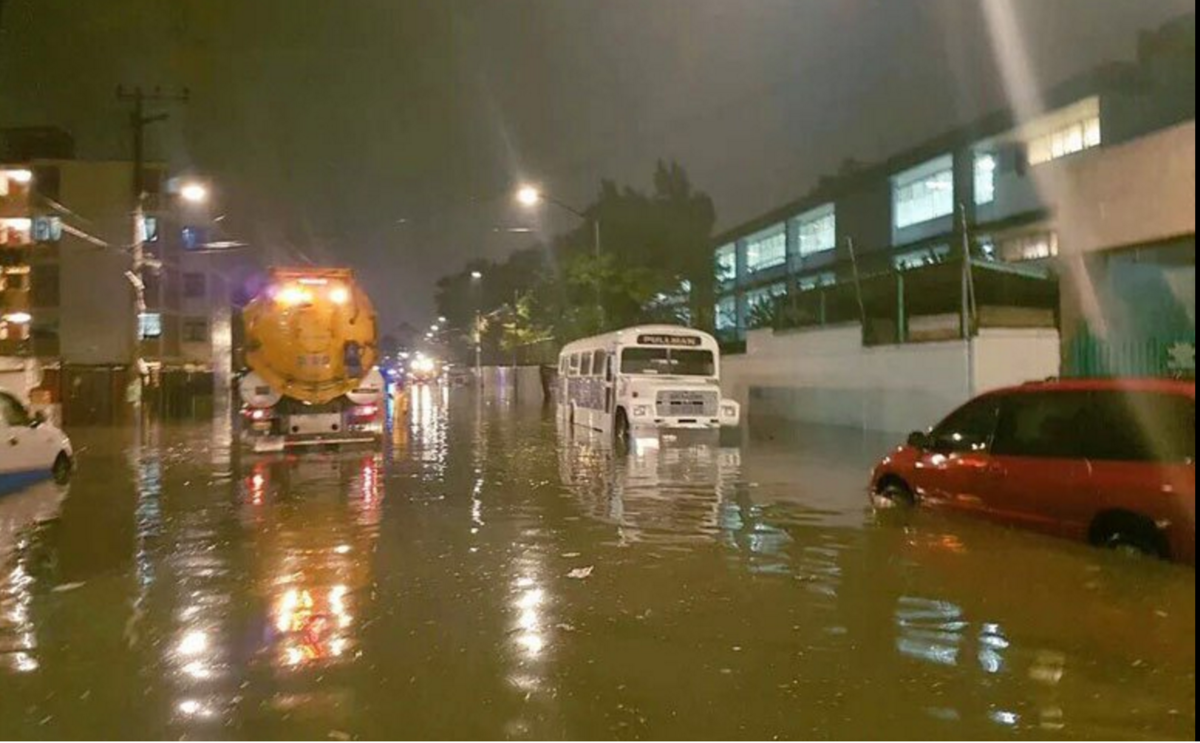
907, 430, 930, 450
31, 411, 47, 428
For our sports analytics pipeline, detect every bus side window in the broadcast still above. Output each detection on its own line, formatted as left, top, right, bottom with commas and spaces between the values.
594, 350, 608, 380
569, 354, 580, 377
580, 352, 593, 378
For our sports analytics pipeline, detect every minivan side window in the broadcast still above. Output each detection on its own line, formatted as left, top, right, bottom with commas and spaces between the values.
1087, 391, 1196, 464
992, 392, 1091, 459
929, 396, 1001, 453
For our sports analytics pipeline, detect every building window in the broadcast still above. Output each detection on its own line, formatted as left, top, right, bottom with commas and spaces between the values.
744, 282, 787, 312
1028, 117, 1101, 166
139, 312, 163, 339
974, 153, 997, 205
893, 155, 955, 229
183, 317, 208, 343
716, 244, 737, 283
797, 272, 837, 292
715, 296, 738, 332
893, 245, 952, 271
1000, 232, 1058, 262
183, 272, 206, 299
795, 204, 836, 257
744, 225, 786, 273
0, 217, 32, 247
181, 226, 209, 250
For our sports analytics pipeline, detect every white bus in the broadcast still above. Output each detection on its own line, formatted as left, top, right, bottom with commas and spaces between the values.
558, 325, 740, 439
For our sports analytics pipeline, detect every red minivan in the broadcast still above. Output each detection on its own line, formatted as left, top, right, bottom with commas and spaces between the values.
871, 379, 1195, 565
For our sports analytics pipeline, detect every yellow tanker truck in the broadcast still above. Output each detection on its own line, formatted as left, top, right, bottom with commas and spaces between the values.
238, 267, 385, 452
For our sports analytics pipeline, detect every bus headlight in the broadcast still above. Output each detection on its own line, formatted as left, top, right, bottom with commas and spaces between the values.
633, 405, 651, 418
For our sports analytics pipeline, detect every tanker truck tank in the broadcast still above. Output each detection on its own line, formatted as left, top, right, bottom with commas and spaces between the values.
238, 267, 385, 451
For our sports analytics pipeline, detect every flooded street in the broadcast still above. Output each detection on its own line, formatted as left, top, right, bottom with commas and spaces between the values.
1, 389, 1195, 740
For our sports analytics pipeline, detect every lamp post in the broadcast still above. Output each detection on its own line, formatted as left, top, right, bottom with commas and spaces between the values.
471, 271, 484, 387
516, 185, 603, 326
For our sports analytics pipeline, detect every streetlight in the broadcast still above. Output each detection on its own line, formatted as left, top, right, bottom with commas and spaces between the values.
180, 181, 209, 204
516, 182, 603, 323
516, 185, 541, 208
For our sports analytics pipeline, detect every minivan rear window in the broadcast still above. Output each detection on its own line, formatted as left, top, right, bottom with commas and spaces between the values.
1087, 391, 1196, 463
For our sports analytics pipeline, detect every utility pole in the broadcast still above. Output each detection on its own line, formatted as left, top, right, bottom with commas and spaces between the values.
116, 85, 188, 419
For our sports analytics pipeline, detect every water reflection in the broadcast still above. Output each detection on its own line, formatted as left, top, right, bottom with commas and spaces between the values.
241, 452, 383, 675
0, 482, 65, 674
557, 421, 742, 548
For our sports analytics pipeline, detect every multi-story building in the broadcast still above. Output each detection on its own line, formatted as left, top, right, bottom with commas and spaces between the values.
713, 14, 1195, 378
1, 128, 233, 423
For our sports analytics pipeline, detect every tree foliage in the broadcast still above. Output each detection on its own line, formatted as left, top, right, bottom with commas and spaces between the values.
434, 160, 717, 360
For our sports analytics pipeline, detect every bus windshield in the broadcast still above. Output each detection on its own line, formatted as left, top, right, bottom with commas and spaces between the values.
621, 348, 715, 377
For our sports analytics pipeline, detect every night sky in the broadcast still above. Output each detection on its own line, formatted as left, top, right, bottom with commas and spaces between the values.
1, 0, 1192, 330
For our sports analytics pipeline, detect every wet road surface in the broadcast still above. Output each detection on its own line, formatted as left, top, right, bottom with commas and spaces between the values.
1, 388, 1195, 740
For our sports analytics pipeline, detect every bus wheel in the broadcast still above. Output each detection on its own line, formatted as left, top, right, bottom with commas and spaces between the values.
614, 409, 631, 446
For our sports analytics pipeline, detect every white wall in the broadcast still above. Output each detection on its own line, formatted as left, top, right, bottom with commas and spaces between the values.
722, 324, 1060, 434
478, 365, 545, 403
0, 357, 40, 399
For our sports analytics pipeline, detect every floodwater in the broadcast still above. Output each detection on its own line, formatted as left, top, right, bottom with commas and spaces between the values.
1, 387, 1195, 740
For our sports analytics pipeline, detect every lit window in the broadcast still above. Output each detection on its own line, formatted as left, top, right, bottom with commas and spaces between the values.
139, 312, 163, 339
1000, 232, 1058, 262
715, 296, 738, 331
893, 156, 954, 229
797, 272, 836, 292
1028, 116, 1101, 166
744, 225, 786, 273
744, 282, 787, 311
974, 153, 997, 206
716, 244, 737, 283
795, 204, 836, 257
893, 245, 951, 271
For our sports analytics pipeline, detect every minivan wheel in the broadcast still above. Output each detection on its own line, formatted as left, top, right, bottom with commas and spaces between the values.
52, 453, 73, 485
1094, 515, 1169, 561
877, 479, 915, 507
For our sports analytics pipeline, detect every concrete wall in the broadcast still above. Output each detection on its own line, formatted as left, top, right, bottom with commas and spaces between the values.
722, 324, 1060, 434
56, 161, 138, 365
1053, 121, 1196, 257
478, 365, 546, 404
0, 357, 40, 399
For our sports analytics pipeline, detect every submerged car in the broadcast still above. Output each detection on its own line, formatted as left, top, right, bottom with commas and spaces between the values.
871, 378, 1195, 565
0, 388, 73, 495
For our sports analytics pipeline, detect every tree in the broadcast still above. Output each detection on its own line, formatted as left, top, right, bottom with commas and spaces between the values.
434, 160, 718, 357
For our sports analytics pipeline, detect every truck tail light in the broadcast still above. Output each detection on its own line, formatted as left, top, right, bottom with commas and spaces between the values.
354, 404, 380, 420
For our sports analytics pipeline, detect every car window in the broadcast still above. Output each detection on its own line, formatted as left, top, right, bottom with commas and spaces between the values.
1087, 391, 1196, 464
992, 392, 1091, 459
930, 395, 1000, 453
0, 392, 32, 427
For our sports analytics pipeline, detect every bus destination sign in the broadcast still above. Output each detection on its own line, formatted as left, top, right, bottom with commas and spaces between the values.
637, 333, 702, 348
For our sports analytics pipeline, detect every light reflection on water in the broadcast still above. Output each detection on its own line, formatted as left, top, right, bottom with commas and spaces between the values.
0, 397, 1194, 740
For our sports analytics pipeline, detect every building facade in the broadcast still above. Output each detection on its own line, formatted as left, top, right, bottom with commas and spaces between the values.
1, 131, 233, 423
713, 15, 1195, 377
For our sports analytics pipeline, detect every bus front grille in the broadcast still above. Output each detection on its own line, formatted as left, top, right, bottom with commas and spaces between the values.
656, 390, 718, 418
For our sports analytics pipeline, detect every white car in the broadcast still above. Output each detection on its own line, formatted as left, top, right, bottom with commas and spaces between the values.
0, 388, 73, 495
